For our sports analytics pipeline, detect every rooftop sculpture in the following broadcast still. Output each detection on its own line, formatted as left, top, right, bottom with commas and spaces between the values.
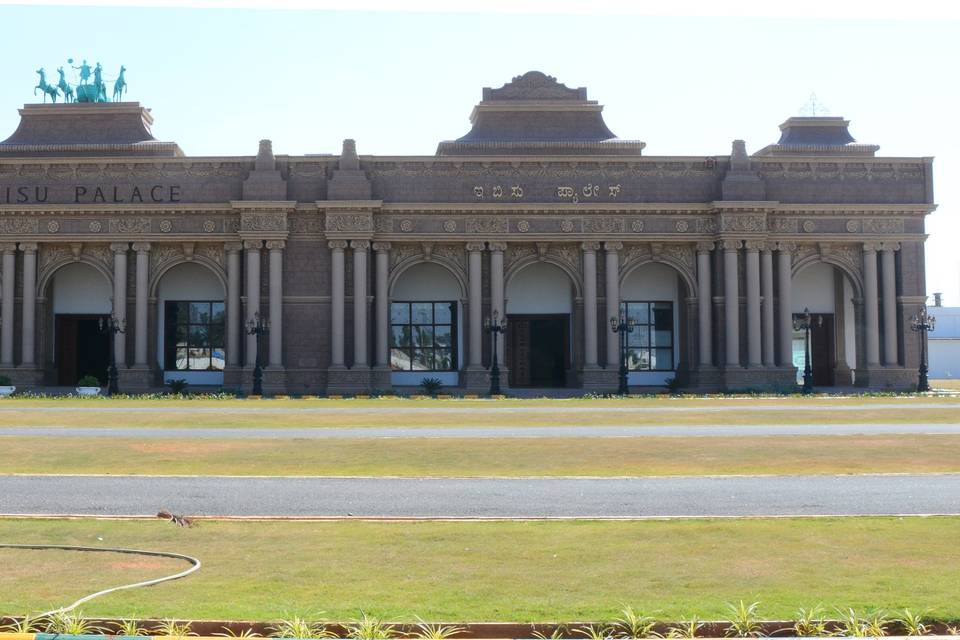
33, 59, 127, 104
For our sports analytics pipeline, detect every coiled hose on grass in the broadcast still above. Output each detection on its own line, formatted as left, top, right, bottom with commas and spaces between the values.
0, 543, 201, 616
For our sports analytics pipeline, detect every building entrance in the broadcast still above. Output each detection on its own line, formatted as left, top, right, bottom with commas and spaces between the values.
55, 315, 109, 386
792, 313, 836, 387
507, 314, 569, 387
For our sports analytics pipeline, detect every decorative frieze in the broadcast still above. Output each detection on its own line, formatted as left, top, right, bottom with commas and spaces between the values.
241, 210, 288, 233
0, 219, 38, 234
720, 213, 766, 233
325, 213, 373, 233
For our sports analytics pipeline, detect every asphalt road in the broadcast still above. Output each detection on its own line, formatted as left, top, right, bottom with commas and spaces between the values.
2, 474, 958, 518
2, 423, 960, 438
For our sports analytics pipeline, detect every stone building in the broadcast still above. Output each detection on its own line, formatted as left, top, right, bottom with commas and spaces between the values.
0, 71, 935, 393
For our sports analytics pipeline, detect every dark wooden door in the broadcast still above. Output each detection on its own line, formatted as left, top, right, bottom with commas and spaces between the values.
56, 315, 109, 386
507, 317, 532, 386
507, 314, 569, 387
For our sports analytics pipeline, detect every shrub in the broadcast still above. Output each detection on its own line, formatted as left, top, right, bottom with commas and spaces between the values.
77, 374, 101, 387
664, 377, 682, 394
419, 376, 443, 397
724, 601, 763, 637
167, 378, 189, 394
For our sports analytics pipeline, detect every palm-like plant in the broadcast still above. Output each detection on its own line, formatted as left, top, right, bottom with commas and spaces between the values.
269, 616, 334, 639
216, 626, 262, 638
613, 606, 659, 639
666, 618, 705, 639
116, 619, 148, 636
45, 611, 103, 635
1, 614, 48, 633
345, 612, 396, 640
724, 601, 763, 638
154, 618, 197, 638
895, 609, 929, 637
794, 606, 830, 637
412, 618, 464, 640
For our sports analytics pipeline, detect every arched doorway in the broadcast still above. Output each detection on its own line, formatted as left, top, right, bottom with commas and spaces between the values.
389, 261, 465, 388
48, 262, 112, 386
155, 262, 226, 386
505, 261, 575, 387
791, 261, 858, 386
620, 262, 688, 386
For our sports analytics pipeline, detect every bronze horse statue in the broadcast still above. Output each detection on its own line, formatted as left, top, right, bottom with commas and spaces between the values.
56, 67, 74, 103
34, 68, 59, 103
112, 65, 127, 102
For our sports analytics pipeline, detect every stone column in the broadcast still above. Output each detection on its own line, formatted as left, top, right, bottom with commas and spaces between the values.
582, 242, 600, 368
863, 243, 881, 366
745, 242, 762, 367
266, 241, 285, 368
761, 245, 775, 367
881, 242, 899, 366
19, 243, 37, 367
489, 242, 506, 365
604, 242, 622, 368
374, 242, 391, 369
225, 243, 242, 368
466, 242, 485, 367
329, 240, 348, 368
696, 242, 713, 367
132, 243, 150, 367
0, 243, 16, 366
352, 240, 370, 369
111, 243, 128, 366
777, 243, 794, 367
722, 240, 741, 367
244, 240, 262, 367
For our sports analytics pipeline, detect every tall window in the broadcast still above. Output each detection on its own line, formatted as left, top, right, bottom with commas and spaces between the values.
620, 301, 674, 371
390, 301, 456, 371
164, 301, 225, 371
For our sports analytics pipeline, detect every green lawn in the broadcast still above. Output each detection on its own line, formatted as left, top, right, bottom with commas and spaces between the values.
1, 517, 958, 621
4, 434, 960, 477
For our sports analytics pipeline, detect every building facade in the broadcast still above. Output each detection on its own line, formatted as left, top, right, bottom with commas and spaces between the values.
0, 71, 935, 393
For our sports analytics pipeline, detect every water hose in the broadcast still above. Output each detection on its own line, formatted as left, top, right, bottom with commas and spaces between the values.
0, 543, 200, 616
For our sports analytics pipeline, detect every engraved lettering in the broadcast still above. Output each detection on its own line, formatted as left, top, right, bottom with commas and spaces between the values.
492, 185, 503, 199
150, 185, 164, 202
74, 186, 87, 203
131, 186, 143, 203
169, 185, 181, 202
16, 186, 28, 203
511, 185, 523, 198
473, 186, 484, 199
34, 186, 47, 203
93, 187, 106, 203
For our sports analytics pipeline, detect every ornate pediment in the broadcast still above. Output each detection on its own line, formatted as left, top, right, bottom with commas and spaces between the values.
483, 71, 586, 101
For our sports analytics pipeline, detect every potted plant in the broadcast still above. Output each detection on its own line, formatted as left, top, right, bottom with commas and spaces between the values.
76, 375, 102, 397
0, 375, 14, 397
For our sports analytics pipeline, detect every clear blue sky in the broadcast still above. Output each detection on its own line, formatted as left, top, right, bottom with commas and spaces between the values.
1, 5, 957, 303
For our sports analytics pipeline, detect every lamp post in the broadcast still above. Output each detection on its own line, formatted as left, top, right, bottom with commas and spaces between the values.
910, 307, 936, 393
610, 311, 635, 396
484, 309, 507, 396
99, 314, 126, 395
793, 307, 821, 395
246, 312, 270, 396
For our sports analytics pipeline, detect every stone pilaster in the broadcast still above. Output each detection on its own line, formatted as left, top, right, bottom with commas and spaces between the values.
744, 241, 762, 367
263, 240, 287, 394
222, 242, 243, 389
881, 242, 899, 366
696, 242, 714, 367
372, 242, 392, 390
125, 242, 153, 392
722, 240, 741, 368
604, 241, 622, 370
760, 245, 775, 367
0, 243, 17, 366
463, 241, 488, 393
110, 242, 129, 368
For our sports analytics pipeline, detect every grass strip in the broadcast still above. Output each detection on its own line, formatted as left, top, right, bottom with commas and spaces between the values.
1, 517, 958, 621
3, 435, 960, 477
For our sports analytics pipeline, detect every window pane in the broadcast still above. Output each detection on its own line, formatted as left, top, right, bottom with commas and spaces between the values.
391, 325, 411, 347
411, 302, 433, 324
434, 303, 453, 324
652, 348, 673, 370
413, 326, 434, 347
433, 349, 453, 371
189, 325, 209, 347
390, 303, 409, 324
208, 323, 225, 348
411, 349, 431, 371
653, 305, 673, 330
390, 348, 411, 371
434, 325, 452, 348
634, 325, 649, 348
189, 348, 211, 370
175, 324, 189, 344
653, 330, 673, 347
626, 348, 644, 370
175, 347, 189, 370
627, 303, 649, 325
211, 348, 225, 371
189, 302, 211, 324
211, 302, 225, 323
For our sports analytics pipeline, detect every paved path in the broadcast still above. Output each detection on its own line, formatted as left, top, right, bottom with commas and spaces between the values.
2, 474, 958, 518
3, 423, 960, 439
0, 402, 956, 415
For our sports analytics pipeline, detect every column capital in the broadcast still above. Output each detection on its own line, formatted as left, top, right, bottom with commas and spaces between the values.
696, 241, 715, 254
110, 242, 129, 254
328, 240, 349, 251
879, 241, 901, 252
132, 242, 151, 253
351, 240, 371, 251
465, 241, 486, 253
743, 240, 764, 252
0, 243, 17, 254
243, 239, 263, 251
760, 243, 775, 254
862, 242, 881, 253
488, 242, 507, 253
604, 241, 623, 252
721, 239, 742, 252
373, 241, 393, 253
266, 240, 286, 250
18, 242, 38, 253
224, 241, 244, 253
581, 241, 600, 252
777, 241, 796, 253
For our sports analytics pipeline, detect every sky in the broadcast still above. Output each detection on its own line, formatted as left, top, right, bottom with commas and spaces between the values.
1, 1, 958, 304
